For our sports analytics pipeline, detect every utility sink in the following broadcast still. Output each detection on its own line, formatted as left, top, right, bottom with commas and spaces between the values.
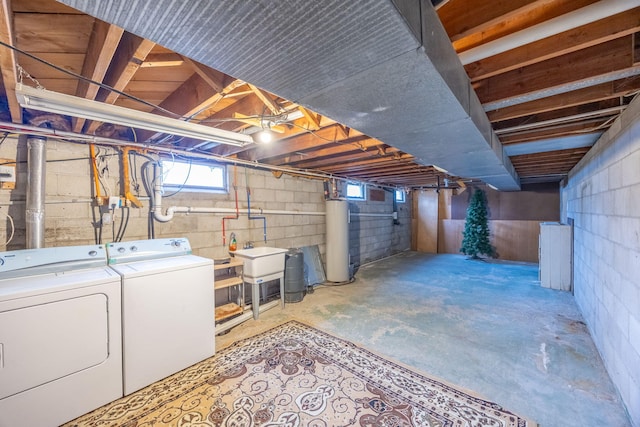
233, 247, 288, 278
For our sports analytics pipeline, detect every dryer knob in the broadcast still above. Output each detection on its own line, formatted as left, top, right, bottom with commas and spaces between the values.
172, 240, 181, 247
117, 247, 126, 253
130, 246, 138, 252
0, 258, 4, 266
88, 250, 98, 257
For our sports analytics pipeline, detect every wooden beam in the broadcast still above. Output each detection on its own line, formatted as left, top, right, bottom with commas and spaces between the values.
499, 120, 610, 144
298, 106, 321, 130
438, 0, 545, 42
487, 75, 640, 122
320, 153, 415, 172
475, 37, 634, 105
466, 8, 640, 82
273, 138, 385, 166
73, 20, 124, 132
492, 98, 623, 128
133, 73, 246, 142
446, 0, 597, 50
183, 57, 226, 93
284, 147, 402, 170
247, 83, 282, 114
342, 165, 428, 178
87, 32, 154, 133
237, 124, 351, 161
510, 147, 592, 163
14, 12, 94, 53
232, 112, 287, 133
140, 52, 184, 68
0, 0, 21, 122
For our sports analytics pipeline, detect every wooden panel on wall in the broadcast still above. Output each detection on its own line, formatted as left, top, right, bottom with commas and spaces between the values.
492, 220, 540, 262
415, 190, 439, 253
439, 219, 541, 262
451, 183, 560, 221
438, 189, 452, 220
438, 219, 464, 255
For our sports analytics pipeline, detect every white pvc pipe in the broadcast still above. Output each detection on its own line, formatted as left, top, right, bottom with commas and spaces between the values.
350, 212, 396, 218
459, 0, 639, 65
152, 161, 325, 222
152, 163, 173, 222
166, 206, 326, 217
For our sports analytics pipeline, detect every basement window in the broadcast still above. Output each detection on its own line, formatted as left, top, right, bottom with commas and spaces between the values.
346, 183, 366, 201
395, 190, 405, 203
160, 158, 227, 193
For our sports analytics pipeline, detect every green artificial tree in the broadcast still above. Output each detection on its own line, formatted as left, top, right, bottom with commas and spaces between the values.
460, 188, 495, 259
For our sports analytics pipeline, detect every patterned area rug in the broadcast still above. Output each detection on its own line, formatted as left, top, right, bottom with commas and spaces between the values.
66, 320, 535, 426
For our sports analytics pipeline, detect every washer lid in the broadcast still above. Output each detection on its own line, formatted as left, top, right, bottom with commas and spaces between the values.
0, 245, 107, 280
0, 267, 120, 301
109, 254, 212, 278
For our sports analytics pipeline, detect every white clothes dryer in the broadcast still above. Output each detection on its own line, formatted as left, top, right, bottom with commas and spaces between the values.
0, 245, 122, 427
107, 238, 215, 395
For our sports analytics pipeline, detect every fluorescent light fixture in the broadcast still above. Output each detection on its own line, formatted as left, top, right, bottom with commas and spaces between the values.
15, 83, 253, 147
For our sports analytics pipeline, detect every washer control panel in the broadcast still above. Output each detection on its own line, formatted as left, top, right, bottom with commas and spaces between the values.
0, 245, 108, 279
106, 238, 192, 264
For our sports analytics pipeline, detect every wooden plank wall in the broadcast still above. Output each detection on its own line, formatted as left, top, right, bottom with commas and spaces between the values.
412, 190, 439, 253
438, 219, 541, 262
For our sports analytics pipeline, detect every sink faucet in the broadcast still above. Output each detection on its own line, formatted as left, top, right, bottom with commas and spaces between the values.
244, 241, 254, 249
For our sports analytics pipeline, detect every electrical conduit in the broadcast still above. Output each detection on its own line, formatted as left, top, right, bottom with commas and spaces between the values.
221, 165, 240, 245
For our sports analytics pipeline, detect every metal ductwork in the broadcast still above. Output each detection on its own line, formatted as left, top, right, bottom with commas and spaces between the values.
60, 0, 520, 190
26, 135, 46, 248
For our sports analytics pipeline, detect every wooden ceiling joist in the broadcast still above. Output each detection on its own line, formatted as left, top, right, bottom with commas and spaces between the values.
86, 32, 155, 133
73, 21, 124, 132
247, 83, 282, 115
499, 122, 608, 144
488, 75, 640, 122
0, 0, 21, 122
446, 0, 599, 52
318, 153, 415, 173
475, 36, 635, 106
466, 8, 640, 82
1, 0, 637, 188
236, 124, 351, 162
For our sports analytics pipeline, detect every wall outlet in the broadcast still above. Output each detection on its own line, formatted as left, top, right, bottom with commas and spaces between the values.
108, 196, 121, 209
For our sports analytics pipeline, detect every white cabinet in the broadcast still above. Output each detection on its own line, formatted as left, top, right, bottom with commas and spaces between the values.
539, 222, 572, 291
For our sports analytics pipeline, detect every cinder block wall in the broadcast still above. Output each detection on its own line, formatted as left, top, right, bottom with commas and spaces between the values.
0, 136, 409, 271
561, 96, 640, 426
348, 190, 412, 267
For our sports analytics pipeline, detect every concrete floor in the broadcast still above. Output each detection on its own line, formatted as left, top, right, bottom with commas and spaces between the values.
216, 252, 631, 427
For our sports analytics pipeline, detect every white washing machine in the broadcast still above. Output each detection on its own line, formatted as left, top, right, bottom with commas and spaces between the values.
107, 238, 215, 395
0, 245, 122, 427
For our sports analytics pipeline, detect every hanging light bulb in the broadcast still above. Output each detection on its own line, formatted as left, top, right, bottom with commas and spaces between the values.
257, 130, 273, 143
